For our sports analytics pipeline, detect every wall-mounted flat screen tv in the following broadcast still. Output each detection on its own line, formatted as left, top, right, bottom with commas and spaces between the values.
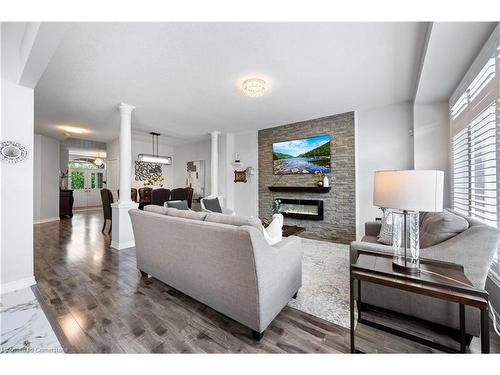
272, 134, 331, 175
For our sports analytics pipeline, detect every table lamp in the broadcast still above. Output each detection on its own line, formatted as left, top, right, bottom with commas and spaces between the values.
373, 170, 444, 274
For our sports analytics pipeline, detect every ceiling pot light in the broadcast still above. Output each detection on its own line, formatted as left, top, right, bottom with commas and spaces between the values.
241, 78, 267, 97
58, 125, 90, 134
138, 132, 172, 165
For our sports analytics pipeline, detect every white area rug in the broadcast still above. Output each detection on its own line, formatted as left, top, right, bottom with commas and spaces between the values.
287, 238, 350, 328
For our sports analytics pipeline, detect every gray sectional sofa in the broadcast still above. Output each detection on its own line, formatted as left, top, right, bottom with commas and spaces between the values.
129, 207, 302, 339
350, 209, 500, 338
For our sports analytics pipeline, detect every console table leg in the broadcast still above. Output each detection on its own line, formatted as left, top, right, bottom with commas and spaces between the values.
350, 275, 355, 353
357, 279, 362, 320
481, 307, 490, 353
459, 304, 466, 353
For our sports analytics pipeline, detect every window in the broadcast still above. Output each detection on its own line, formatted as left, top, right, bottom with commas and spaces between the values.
450, 27, 500, 281
450, 40, 499, 229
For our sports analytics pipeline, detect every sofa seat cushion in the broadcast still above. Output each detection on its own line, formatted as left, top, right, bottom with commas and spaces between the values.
144, 205, 168, 215
419, 210, 469, 248
205, 212, 264, 233
165, 207, 207, 221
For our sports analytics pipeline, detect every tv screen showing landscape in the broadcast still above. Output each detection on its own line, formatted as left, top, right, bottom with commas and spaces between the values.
273, 134, 331, 175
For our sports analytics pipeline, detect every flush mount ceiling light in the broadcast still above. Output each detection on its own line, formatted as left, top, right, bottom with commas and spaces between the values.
241, 78, 267, 97
138, 132, 172, 165
57, 125, 90, 135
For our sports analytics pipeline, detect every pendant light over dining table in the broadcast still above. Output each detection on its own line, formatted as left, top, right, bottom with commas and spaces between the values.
138, 132, 172, 165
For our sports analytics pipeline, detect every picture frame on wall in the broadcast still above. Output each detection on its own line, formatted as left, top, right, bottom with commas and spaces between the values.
234, 170, 247, 183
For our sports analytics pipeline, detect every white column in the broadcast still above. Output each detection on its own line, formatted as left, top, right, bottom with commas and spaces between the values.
111, 103, 139, 250
118, 103, 134, 204
210, 130, 220, 197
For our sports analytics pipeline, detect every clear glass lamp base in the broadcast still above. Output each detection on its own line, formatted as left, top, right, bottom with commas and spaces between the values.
391, 209, 420, 275
392, 256, 420, 275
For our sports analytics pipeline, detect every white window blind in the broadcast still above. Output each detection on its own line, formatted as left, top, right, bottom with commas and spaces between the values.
450, 29, 500, 229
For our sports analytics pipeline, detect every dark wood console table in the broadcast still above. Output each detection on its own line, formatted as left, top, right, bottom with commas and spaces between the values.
59, 189, 74, 218
282, 225, 306, 237
350, 250, 490, 353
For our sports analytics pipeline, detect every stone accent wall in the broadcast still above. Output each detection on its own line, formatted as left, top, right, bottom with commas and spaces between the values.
258, 112, 356, 243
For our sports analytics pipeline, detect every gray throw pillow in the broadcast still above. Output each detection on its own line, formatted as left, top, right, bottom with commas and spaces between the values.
419, 210, 469, 248
165, 200, 189, 210
165, 207, 207, 221
204, 213, 264, 233
377, 208, 393, 245
203, 197, 222, 213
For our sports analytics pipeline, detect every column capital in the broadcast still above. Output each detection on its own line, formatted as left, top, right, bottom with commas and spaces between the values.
117, 102, 136, 113
210, 130, 220, 137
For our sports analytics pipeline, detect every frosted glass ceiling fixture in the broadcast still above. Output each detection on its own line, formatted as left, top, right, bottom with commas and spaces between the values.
138, 132, 172, 165
241, 78, 267, 97
94, 152, 104, 167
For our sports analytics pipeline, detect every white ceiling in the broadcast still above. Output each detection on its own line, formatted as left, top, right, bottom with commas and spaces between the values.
35, 22, 427, 144
415, 22, 497, 104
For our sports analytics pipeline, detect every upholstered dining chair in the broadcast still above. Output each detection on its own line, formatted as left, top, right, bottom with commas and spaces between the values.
100, 188, 114, 234
138, 187, 152, 210
131, 188, 138, 202
170, 187, 194, 209
117, 188, 138, 202
151, 188, 170, 206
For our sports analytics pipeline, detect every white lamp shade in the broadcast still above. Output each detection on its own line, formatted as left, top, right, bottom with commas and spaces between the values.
373, 170, 444, 212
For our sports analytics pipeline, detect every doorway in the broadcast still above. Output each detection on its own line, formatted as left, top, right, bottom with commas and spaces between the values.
69, 168, 106, 208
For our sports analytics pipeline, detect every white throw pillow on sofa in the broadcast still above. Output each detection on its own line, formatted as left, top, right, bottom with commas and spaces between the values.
263, 214, 283, 246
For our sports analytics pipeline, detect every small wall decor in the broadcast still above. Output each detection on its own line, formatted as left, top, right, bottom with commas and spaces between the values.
234, 170, 247, 183
134, 160, 162, 181
0, 141, 28, 163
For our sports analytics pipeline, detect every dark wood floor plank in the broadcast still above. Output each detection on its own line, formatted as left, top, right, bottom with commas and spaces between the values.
34, 209, 499, 353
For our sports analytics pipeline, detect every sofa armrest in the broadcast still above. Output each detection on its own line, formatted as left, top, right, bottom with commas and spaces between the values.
350, 240, 393, 265
422, 225, 500, 288
365, 221, 382, 237
272, 235, 301, 252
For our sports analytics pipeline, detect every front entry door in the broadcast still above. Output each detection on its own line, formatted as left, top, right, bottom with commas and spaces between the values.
70, 169, 105, 208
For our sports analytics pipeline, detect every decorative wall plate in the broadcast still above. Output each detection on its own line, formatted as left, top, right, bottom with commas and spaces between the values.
0, 141, 28, 163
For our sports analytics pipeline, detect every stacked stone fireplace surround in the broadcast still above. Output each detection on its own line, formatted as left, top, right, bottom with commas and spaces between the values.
258, 112, 356, 244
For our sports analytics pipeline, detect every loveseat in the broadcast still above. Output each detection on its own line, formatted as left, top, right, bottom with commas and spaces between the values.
350, 209, 500, 339
129, 207, 302, 339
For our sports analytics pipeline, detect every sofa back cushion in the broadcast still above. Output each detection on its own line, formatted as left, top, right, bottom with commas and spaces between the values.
420, 210, 469, 248
165, 207, 207, 221
205, 212, 264, 233
144, 205, 168, 215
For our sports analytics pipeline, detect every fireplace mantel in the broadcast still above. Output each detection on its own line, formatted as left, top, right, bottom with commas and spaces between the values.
268, 186, 331, 193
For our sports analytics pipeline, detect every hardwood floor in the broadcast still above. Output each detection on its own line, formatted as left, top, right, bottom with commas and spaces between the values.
34, 209, 500, 353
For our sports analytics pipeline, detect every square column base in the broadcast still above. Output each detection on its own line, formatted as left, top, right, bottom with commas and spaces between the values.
110, 201, 139, 250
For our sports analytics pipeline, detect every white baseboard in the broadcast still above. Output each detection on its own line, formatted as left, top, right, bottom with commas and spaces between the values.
111, 240, 135, 250
34, 217, 60, 225
1, 276, 36, 295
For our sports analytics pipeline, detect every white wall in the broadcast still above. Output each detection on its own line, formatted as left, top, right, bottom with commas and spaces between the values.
356, 102, 414, 239
233, 131, 259, 217
131, 138, 174, 189
172, 138, 211, 193
33, 133, 60, 223
107, 136, 175, 196
1, 79, 35, 292
413, 101, 451, 207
